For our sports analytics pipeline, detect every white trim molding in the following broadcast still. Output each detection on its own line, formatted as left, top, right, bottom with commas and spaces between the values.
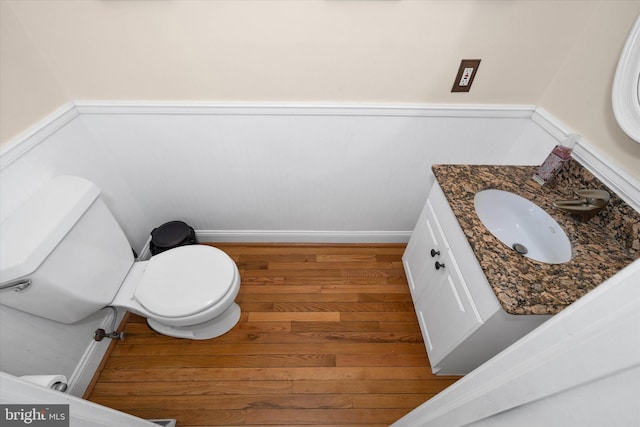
531, 107, 573, 141
142, 230, 410, 257
0, 103, 78, 170
196, 229, 412, 244
73, 101, 537, 118
135, 230, 411, 261
66, 308, 126, 397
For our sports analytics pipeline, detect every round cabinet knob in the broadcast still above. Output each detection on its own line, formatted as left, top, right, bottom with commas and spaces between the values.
435, 261, 445, 270
430, 249, 440, 257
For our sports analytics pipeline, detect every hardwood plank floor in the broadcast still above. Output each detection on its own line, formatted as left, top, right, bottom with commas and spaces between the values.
86, 244, 460, 426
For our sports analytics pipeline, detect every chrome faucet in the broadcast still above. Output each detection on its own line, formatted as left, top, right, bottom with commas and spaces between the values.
553, 190, 610, 222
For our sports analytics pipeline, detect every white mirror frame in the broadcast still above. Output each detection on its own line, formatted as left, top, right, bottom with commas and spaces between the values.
613, 15, 640, 143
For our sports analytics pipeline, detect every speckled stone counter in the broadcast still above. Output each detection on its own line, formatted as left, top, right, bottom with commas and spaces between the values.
432, 161, 639, 315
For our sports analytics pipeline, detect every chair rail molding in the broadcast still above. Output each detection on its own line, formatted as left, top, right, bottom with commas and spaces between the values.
72, 101, 537, 118
0, 103, 78, 170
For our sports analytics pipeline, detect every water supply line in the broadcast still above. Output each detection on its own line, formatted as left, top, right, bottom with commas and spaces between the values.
94, 306, 125, 341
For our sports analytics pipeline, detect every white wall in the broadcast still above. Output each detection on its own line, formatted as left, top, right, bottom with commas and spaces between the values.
0, 305, 120, 397
2, 0, 639, 179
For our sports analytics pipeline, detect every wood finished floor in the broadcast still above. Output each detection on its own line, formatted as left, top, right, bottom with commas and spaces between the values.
87, 244, 460, 426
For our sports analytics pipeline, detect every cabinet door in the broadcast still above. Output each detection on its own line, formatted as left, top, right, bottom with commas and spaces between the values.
414, 248, 481, 370
402, 200, 446, 302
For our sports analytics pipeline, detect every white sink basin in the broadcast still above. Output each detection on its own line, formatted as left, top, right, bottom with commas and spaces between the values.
474, 189, 572, 264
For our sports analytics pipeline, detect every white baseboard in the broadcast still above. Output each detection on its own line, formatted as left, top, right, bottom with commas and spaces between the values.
137, 238, 153, 261
137, 229, 409, 260
137, 230, 412, 261
195, 229, 411, 244
66, 308, 126, 397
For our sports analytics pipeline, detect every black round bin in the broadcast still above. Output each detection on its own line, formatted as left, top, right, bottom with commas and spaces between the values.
149, 221, 197, 256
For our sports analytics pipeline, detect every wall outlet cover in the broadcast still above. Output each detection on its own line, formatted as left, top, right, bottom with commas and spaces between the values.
452, 59, 481, 92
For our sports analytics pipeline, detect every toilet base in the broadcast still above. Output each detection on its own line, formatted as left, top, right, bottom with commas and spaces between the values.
147, 302, 241, 340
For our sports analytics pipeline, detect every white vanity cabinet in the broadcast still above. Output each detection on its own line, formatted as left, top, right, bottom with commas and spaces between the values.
403, 181, 551, 375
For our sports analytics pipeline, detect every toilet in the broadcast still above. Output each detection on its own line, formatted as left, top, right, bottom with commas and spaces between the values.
0, 176, 241, 340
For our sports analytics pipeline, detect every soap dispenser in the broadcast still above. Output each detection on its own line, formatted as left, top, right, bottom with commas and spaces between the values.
533, 134, 579, 185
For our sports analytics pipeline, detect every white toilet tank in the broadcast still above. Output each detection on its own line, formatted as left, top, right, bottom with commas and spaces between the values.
0, 176, 134, 323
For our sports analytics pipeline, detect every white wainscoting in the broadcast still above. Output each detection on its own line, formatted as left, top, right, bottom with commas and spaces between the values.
0, 101, 634, 397
73, 102, 554, 249
0, 304, 124, 397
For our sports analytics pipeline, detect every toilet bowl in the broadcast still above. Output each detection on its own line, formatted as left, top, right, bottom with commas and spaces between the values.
0, 175, 241, 340
114, 245, 241, 339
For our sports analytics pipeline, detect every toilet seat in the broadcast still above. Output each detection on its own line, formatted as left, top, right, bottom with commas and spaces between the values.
134, 245, 236, 318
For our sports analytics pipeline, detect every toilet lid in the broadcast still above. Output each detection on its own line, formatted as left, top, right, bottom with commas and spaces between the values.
134, 245, 236, 318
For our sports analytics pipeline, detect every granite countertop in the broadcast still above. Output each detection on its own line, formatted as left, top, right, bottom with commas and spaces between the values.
432, 162, 638, 316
